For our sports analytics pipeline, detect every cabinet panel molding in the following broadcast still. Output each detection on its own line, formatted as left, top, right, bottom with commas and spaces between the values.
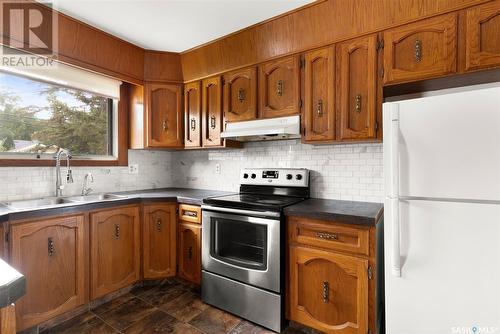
465, 0, 500, 70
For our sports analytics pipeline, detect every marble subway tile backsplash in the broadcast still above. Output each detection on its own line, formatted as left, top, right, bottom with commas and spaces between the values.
0, 140, 384, 203
0, 150, 173, 202
170, 140, 384, 203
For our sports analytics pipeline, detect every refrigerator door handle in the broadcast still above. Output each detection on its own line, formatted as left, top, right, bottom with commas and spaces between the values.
390, 198, 401, 277
390, 106, 402, 277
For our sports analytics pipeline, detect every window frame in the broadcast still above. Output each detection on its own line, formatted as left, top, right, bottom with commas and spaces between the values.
0, 83, 129, 167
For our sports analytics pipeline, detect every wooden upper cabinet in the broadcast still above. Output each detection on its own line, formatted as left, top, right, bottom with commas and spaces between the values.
289, 246, 368, 334
178, 221, 202, 285
304, 46, 335, 142
337, 35, 378, 141
90, 206, 140, 299
383, 13, 458, 85
10, 215, 87, 331
184, 81, 202, 148
223, 67, 258, 122
145, 83, 183, 148
465, 0, 500, 71
202, 76, 224, 147
143, 203, 177, 279
259, 55, 300, 118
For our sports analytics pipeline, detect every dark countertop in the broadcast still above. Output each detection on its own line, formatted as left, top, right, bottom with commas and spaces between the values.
284, 198, 384, 226
0, 188, 234, 223
0, 259, 25, 308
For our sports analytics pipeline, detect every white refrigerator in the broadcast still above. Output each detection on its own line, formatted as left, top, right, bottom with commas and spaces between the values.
383, 83, 500, 334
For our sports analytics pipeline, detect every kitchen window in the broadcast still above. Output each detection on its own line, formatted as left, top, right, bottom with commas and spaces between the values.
0, 61, 124, 165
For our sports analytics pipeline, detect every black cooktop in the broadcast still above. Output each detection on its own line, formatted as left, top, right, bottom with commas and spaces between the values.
203, 193, 306, 212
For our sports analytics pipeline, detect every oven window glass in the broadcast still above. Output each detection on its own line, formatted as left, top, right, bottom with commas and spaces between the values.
211, 218, 267, 270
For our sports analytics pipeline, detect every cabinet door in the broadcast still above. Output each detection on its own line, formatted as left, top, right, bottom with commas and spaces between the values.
289, 246, 368, 334
304, 46, 335, 142
90, 206, 140, 299
383, 13, 457, 84
465, 0, 500, 71
259, 55, 300, 118
223, 67, 257, 123
143, 203, 177, 279
145, 83, 183, 148
185, 81, 202, 148
10, 215, 86, 331
178, 222, 201, 285
202, 76, 223, 147
337, 35, 378, 140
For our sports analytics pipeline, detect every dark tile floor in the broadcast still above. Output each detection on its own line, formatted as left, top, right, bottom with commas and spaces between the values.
41, 278, 312, 334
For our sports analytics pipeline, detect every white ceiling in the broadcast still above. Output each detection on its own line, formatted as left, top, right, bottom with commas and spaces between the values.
52, 0, 315, 52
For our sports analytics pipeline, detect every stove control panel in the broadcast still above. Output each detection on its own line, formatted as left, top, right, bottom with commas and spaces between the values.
240, 168, 309, 187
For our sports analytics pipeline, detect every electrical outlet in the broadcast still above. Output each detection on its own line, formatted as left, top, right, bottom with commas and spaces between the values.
128, 164, 139, 174
215, 163, 221, 174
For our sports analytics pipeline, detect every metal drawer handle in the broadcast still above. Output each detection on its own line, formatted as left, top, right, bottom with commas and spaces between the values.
114, 224, 120, 239
183, 210, 198, 217
190, 118, 196, 131
48, 237, 55, 257
210, 116, 216, 129
322, 281, 329, 303
415, 39, 422, 63
238, 88, 246, 103
355, 94, 362, 113
162, 120, 167, 131
276, 80, 283, 96
188, 246, 193, 260
156, 218, 162, 232
316, 232, 338, 240
316, 99, 323, 116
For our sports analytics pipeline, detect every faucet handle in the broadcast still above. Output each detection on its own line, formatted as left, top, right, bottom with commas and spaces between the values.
67, 170, 74, 183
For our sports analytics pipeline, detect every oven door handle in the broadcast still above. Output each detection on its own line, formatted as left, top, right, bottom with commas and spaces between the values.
201, 205, 281, 218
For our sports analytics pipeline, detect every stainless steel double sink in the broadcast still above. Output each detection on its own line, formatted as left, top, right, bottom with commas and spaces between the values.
1, 193, 127, 211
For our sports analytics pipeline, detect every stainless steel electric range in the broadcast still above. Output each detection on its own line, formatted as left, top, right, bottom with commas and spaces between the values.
201, 168, 310, 332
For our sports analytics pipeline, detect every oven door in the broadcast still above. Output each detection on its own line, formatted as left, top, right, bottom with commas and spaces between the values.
202, 206, 281, 293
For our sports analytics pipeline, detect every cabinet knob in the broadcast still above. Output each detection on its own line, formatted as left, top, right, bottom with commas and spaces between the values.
210, 115, 216, 129
156, 218, 162, 232
190, 118, 196, 131
114, 224, 120, 239
322, 281, 329, 303
355, 94, 362, 113
48, 237, 55, 257
316, 99, 323, 116
276, 80, 283, 97
162, 120, 168, 131
237, 88, 246, 103
415, 39, 422, 63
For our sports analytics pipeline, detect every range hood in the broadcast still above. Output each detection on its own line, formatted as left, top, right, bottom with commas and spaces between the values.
221, 115, 300, 142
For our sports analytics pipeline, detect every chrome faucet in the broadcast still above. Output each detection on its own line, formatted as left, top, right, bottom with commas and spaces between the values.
55, 149, 73, 197
82, 173, 94, 196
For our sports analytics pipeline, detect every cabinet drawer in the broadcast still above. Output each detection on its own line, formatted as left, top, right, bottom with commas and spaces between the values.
179, 204, 201, 224
288, 217, 369, 256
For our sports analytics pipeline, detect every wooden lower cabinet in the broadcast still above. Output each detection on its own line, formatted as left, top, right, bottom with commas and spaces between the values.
289, 246, 368, 334
9, 214, 87, 331
178, 208, 201, 285
90, 206, 140, 299
178, 222, 201, 284
288, 216, 378, 334
142, 203, 177, 279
